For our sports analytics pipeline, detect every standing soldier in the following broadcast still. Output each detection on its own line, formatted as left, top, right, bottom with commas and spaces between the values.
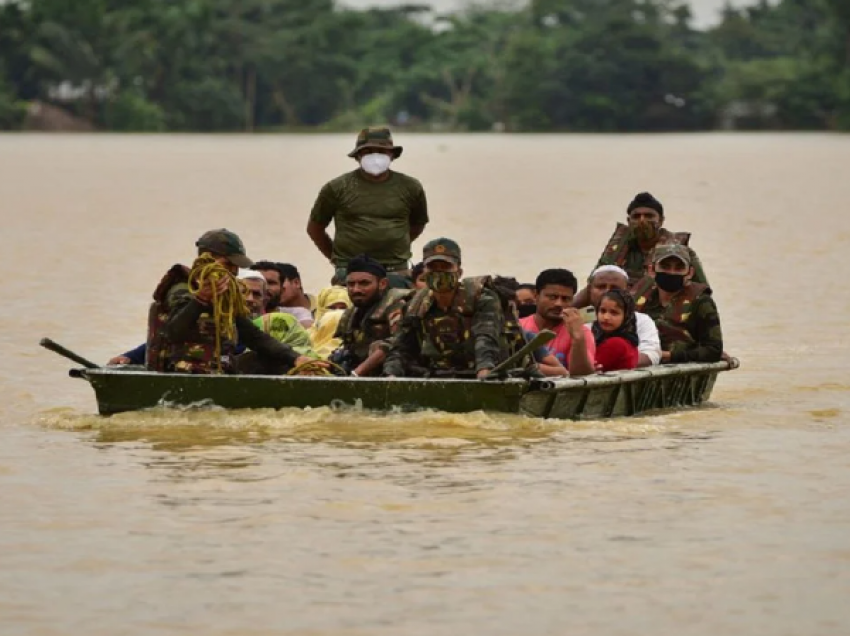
306, 127, 429, 289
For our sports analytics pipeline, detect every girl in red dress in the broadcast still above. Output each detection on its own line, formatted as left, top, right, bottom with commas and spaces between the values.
592, 289, 639, 372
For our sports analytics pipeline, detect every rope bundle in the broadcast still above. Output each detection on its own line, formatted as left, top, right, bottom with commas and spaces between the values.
187, 253, 248, 372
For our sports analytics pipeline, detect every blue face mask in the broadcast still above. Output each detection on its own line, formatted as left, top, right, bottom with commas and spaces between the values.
425, 271, 459, 293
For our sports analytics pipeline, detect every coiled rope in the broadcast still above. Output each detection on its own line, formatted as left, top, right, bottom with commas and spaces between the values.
187, 253, 248, 372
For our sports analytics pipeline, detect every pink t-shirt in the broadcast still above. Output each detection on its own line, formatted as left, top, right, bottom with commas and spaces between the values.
520, 315, 596, 369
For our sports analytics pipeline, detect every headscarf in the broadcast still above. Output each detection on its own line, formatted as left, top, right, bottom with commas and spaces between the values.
314, 286, 352, 322
308, 309, 347, 359
253, 313, 318, 358
592, 288, 639, 348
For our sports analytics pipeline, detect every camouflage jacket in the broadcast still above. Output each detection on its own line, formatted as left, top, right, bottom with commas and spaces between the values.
383, 282, 504, 377
157, 267, 298, 374
596, 223, 709, 288
636, 283, 723, 363
334, 288, 410, 367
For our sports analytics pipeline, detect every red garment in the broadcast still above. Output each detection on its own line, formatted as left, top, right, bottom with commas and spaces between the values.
595, 336, 639, 372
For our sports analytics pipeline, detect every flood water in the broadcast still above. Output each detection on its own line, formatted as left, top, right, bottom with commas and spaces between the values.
1, 133, 849, 635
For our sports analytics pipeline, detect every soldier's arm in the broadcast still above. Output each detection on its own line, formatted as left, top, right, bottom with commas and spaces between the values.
471, 289, 504, 373
235, 316, 299, 367
382, 317, 419, 377
669, 296, 723, 363
164, 284, 207, 341
307, 183, 337, 261
409, 183, 428, 241
353, 301, 407, 376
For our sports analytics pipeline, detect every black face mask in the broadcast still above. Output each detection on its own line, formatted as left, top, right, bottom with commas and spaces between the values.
655, 272, 686, 293
517, 304, 537, 319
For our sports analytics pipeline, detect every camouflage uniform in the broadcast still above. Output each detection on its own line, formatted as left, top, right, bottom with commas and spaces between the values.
635, 244, 723, 363
596, 223, 709, 290
382, 239, 506, 377
148, 229, 299, 374
334, 288, 411, 371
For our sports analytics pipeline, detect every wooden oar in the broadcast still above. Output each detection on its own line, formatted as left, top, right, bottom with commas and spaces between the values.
487, 329, 556, 378
39, 338, 99, 369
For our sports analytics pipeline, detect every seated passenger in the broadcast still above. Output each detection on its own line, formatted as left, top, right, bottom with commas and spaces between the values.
519, 269, 596, 377
238, 269, 268, 318
308, 286, 352, 359
333, 255, 411, 376
587, 265, 661, 367
574, 191, 708, 305
251, 261, 316, 328
515, 283, 537, 318
147, 229, 314, 374
383, 238, 522, 378
636, 244, 723, 364
592, 289, 639, 372
411, 261, 427, 290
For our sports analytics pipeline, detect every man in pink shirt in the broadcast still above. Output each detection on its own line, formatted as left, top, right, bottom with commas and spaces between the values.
519, 268, 596, 376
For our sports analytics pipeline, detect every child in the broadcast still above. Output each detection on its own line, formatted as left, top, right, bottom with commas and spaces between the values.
592, 289, 639, 372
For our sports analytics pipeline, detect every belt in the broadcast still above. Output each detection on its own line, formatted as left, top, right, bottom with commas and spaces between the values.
334, 261, 410, 273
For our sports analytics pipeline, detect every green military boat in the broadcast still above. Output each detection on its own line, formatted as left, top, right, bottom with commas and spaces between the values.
63, 360, 738, 419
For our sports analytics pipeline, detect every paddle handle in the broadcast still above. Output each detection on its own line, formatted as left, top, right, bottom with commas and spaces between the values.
39, 338, 99, 369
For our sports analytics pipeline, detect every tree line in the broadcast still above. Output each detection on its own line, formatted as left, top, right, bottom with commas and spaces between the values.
1, 0, 848, 132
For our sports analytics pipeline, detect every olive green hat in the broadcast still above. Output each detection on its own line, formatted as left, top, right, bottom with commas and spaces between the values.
652, 243, 691, 267
195, 229, 253, 268
423, 237, 461, 266
347, 127, 403, 159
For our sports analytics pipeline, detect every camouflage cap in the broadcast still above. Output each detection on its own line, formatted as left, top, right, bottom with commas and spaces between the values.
347, 127, 403, 159
195, 229, 253, 268
423, 237, 461, 266
652, 243, 691, 267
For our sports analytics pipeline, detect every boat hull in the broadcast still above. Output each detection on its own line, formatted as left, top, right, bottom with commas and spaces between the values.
76, 360, 737, 419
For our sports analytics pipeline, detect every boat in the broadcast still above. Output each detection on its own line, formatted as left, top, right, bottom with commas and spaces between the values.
63, 360, 738, 419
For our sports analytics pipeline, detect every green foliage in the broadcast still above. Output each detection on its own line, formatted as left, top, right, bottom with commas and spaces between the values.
0, 0, 847, 131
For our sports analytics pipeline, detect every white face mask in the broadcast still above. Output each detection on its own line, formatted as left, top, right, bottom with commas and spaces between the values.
360, 153, 392, 176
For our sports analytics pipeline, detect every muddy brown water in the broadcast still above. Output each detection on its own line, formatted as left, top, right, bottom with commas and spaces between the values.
1, 133, 848, 635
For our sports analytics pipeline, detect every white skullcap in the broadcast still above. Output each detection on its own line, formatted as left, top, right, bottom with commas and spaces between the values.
590, 265, 629, 281
238, 269, 267, 283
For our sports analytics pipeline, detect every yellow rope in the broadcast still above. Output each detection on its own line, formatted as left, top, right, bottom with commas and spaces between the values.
187, 253, 248, 373
286, 359, 347, 376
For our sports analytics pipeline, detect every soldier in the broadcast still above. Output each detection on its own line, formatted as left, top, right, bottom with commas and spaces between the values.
382, 238, 515, 379
332, 254, 411, 377
306, 127, 429, 289
635, 244, 723, 364
147, 229, 316, 374
574, 191, 708, 306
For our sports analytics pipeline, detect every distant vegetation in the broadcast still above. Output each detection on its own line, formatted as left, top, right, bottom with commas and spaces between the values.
1, 0, 848, 131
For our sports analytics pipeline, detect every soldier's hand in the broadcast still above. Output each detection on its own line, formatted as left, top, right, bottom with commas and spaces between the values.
195, 276, 230, 305
476, 368, 492, 380
108, 355, 131, 366
661, 351, 672, 364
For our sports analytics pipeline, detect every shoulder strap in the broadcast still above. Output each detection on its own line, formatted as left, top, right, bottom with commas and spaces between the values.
460, 276, 489, 316
406, 287, 432, 319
